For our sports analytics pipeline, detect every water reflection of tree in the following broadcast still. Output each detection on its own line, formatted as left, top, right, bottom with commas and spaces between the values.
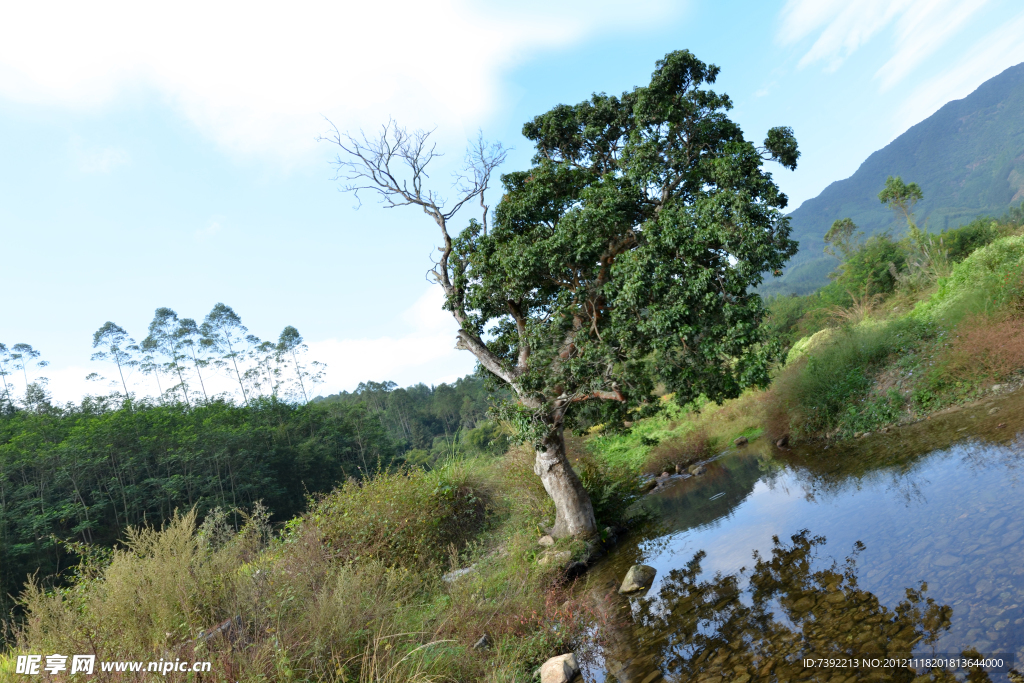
616, 531, 992, 682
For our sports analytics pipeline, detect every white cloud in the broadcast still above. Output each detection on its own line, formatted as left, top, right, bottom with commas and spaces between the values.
777, 0, 987, 81
307, 286, 476, 395
0, 0, 675, 160
875, 0, 990, 91
895, 11, 1024, 131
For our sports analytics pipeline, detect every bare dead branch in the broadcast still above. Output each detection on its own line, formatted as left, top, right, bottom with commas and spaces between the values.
321, 118, 516, 385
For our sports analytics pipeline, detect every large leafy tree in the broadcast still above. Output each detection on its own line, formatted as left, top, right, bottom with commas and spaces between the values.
328, 50, 799, 537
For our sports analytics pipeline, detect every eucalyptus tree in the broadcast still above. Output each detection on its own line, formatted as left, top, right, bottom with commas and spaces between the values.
175, 318, 209, 403
327, 51, 799, 537
91, 323, 137, 407
0, 343, 14, 409
10, 343, 48, 400
133, 342, 164, 400
202, 303, 251, 406
247, 337, 282, 399
145, 308, 192, 408
277, 326, 326, 404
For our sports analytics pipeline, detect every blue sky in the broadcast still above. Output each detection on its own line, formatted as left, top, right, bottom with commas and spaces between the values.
3, 0, 1024, 403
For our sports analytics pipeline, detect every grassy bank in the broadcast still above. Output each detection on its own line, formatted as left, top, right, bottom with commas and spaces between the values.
5, 447, 628, 682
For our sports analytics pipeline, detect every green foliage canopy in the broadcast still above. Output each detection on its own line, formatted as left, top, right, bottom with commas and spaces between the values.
448, 50, 800, 427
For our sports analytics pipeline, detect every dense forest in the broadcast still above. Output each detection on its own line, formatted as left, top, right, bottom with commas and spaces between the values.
318, 377, 510, 464
0, 303, 502, 614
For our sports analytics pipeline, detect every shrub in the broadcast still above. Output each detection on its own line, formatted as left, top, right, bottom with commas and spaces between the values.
827, 233, 908, 300
941, 218, 999, 262
308, 463, 488, 570
765, 294, 817, 346
917, 235, 1024, 324
462, 420, 511, 456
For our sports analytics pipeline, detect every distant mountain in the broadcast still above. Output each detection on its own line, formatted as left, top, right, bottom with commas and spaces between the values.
764, 61, 1024, 296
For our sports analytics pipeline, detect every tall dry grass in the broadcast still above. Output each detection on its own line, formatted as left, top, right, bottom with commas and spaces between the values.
10, 455, 594, 682
936, 314, 1024, 383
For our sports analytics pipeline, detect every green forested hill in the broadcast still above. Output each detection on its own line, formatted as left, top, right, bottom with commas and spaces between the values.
765, 61, 1024, 295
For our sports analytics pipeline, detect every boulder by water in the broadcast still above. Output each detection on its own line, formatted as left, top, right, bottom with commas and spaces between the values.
540, 653, 579, 683
538, 550, 572, 567
618, 564, 657, 593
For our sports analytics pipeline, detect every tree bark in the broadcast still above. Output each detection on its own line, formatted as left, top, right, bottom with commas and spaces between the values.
534, 422, 597, 538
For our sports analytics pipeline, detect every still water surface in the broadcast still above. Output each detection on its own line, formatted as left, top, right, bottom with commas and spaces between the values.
585, 390, 1024, 682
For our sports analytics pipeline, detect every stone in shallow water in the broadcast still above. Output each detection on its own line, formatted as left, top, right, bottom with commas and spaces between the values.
619, 564, 657, 593
934, 553, 959, 567
1002, 529, 1023, 547
792, 596, 815, 612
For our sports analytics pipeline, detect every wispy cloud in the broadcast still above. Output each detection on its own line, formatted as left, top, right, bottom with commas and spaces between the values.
777, 0, 988, 85
896, 11, 1024, 130
71, 139, 130, 173
0, 0, 677, 160
875, 0, 991, 91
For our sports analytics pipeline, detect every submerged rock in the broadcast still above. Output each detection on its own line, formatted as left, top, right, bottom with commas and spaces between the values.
540, 653, 579, 683
734, 436, 748, 446
619, 564, 657, 593
688, 464, 707, 476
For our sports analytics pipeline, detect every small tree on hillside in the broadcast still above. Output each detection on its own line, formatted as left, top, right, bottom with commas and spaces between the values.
879, 176, 949, 283
879, 175, 924, 240
823, 217, 863, 262
325, 50, 799, 537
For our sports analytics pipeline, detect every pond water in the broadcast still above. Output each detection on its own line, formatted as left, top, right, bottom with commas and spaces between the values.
583, 390, 1024, 683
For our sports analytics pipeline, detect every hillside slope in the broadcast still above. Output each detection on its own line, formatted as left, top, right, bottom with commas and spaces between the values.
765, 61, 1024, 295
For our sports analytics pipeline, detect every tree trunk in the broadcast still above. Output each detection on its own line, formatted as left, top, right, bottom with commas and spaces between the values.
534, 422, 597, 538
